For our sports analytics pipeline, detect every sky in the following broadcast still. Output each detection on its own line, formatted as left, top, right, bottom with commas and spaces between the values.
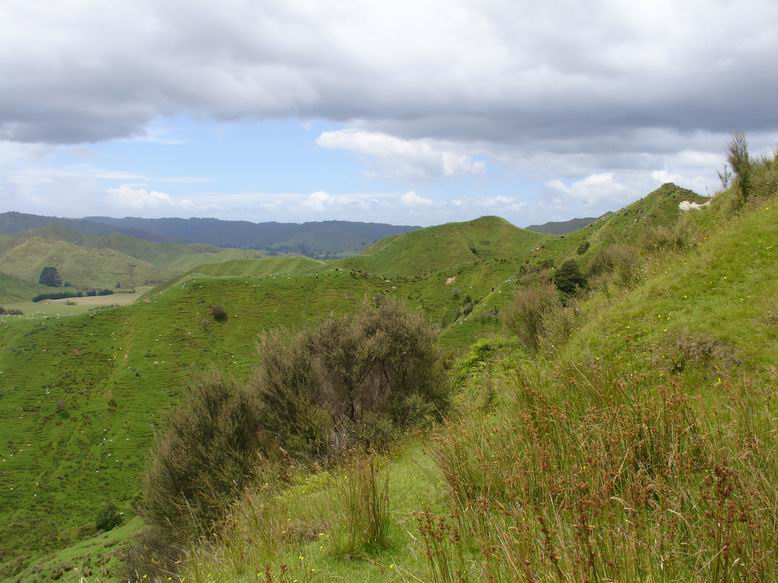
1, 0, 777, 227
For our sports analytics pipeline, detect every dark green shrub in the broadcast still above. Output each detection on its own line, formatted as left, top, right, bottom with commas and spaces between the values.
95, 502, 122, 532
0, 307, 23, 316
576, 241, 590, 255
251, 332, 332, 460
143, 372, 263, 544
38, 266, 61, 287
210, 305, 228, 322
553, 259, 587, 295
250, 299, 449, 459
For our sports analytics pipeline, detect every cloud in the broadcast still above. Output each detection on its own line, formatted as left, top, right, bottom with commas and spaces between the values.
545, 173, 631, 208
1, 0, 776, 150
400, 191, 434, 207
106, 185, 187, 210
301, 190, 369, 212
317, 129, 484, 178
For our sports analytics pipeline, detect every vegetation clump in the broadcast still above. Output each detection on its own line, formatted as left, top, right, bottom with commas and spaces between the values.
38, 265, 62, 287
553, 259, 587, 295
210, 304, 229, 322
502, 278, 559, 352
95, 502, 122, 532
134, 299, 448, 577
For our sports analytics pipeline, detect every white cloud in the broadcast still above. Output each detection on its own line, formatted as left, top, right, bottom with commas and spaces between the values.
301, 190, 369, 212
545, 173, 631, 209
317, 129, 484, 179
107, 185, 181, 210
400, 191, 434, 207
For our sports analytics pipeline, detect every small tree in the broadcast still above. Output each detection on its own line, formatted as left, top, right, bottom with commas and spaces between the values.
727, 133, 751, 206
553, 260, 587, 295
39, 266, 62, 287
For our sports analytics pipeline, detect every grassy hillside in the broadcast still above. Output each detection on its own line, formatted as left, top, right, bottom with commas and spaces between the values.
0, 229, 264, 298
0, 272, 47, 304
1, 181, 753, 580
174, 173, 778, 582
0, 235, 163, 289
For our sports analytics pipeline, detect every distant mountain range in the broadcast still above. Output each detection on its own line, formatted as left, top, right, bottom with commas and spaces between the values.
0, 212, 418, 257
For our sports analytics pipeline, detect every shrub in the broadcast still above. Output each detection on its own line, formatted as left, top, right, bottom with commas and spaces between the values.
553, 259, 587, 295
251, 332, 332, 460
210, 304, 228, 322
588, 244, 641, 287
727, 132, 752, 206
642, 224, 688, 252
0, 307, 23, 316
576, 241, 590, 255
250, 299, 449, 458
38, 266, 62, 287
95, 502, 122, 532
502, 281, 559, 352
142, 372, 263, 555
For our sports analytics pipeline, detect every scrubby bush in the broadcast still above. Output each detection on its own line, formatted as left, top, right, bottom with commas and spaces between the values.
95, 502, 122, 532
252, 298, 449, 457
588, 244, 641, 287
577, 241, 590, 255
210, 304, 228, 322
0, 307, 23, 316
553, 259, 587, 295
142, 371, 263, 565
502, 281, 559, 352
727, 132, 752, 207
642, 224, 688, 252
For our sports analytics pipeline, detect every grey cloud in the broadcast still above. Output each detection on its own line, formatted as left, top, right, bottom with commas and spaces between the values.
2, 0, 778, 148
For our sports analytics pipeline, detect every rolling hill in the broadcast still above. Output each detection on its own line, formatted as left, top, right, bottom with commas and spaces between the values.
3, 176, 771, 581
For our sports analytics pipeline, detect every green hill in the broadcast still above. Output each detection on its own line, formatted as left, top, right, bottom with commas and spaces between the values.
0, 229, 265, 298
342, 216, 545, 275
172, 169, 778, 582
0, 272, 47, 304
2, 166, 770, 581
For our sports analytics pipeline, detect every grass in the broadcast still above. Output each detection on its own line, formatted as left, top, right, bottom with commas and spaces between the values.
4, 179, 772, 581
178, 179, 778, 581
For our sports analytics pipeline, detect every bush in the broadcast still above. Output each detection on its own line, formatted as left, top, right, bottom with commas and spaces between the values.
210, 304, 228, 322
588, 244, 641, 287
250, 299, 449, 458
502, 281, 559, 352
38, 266, 62, 287
727, 132, 752, 207
577, 241, 590, 255
95, 502, 122, 532
553, 259, 587, 295
0, 307, 23, 316
142, 372, 263, 554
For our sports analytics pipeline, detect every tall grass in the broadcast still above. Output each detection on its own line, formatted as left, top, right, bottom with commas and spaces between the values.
425, 358, 778, 581
326, 456, 391, 558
